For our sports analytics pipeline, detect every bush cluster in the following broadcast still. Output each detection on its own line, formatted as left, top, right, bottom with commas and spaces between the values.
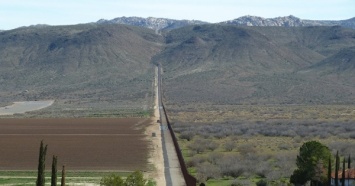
187, 152, 296, 183
174, 119, 355, 184
173, 120, 355, 139
100, 171, 155, 186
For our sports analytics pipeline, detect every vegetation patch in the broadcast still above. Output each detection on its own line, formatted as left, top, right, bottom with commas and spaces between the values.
168, 105, 355, 185
0, 171, 131, 185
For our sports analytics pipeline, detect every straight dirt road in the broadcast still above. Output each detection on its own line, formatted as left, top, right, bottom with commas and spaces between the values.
156, 65, 186, 186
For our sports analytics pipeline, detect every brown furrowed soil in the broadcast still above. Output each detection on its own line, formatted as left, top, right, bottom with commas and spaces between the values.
0, 118, 150, 171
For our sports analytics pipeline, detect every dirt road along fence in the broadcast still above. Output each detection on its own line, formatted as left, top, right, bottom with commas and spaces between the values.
162, 104, 197, 186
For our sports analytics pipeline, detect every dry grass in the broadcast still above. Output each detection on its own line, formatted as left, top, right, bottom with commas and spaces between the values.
169, 105, 355, 123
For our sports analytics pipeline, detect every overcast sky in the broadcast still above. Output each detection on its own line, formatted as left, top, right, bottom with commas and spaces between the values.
0, 0, 354, 30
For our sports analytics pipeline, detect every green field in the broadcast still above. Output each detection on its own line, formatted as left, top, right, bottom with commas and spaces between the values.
0, 171, 132, 186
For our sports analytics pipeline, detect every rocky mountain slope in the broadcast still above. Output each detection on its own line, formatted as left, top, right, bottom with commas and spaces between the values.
97, 17, 207, 31
222, 15, 355, 29
96, 16, 355, 31
1, 20, 355, 110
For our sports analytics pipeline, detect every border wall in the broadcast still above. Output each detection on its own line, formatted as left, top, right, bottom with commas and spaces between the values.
162, 104, 197, 186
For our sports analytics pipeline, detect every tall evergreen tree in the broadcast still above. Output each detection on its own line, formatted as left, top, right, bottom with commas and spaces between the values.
290, 141, 331, 185
36, 140, 48, 186
51, 156, 57, 186
313, 160, 324, 185
335, 151, 339, 186
348, 155, 351, 186
328, 156, 332, 186
61, 165, 65, 186
342, 158, 345, 186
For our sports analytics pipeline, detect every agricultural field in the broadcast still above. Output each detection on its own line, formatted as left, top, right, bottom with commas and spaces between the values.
0, 118, 153, 185
167, 104, 355, 185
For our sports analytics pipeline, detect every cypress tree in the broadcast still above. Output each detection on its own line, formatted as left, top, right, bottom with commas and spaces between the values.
61, 165, 65, 186
36, 140, 48, 186
348, 155, 351, 186
342, 158, 345, 186
328, 156, 332, 186
335, 151, 339, 186
51, 156, 57, 186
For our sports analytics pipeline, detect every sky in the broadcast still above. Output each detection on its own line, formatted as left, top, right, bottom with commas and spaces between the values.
0, 0, 354, 30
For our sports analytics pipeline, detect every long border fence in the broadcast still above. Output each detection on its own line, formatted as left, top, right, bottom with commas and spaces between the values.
162, 103, 197, 186
158, 64, 197, 186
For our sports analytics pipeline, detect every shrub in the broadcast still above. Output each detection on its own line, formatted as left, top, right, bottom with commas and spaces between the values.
100, 171, 149, 186
255, 162, 270, 178
238, 144, 256, 155
196, 162, 221, 181
146, 180, 156, 186
223, 140, 236, 152
206, 140, 219, 151
125, 171, 146, 186
100, 174, 124, 186
208, 152, 224, 165
179, 131, 195, 141
188, 138, 208, 153
218, 156, 244, 178
266, 170, 282, 182
186, 156, 206, 168
256, 179, 267, 186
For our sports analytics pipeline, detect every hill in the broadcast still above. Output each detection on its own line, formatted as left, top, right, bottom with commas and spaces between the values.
309, 46, 355, 72
0, 24, 163, 114
299, 46, 355, 87
96, 16, 355, 32
97, 17, 207, 31
1, 22, 355, 114
154, 25, 355, 105
222, 15, 355, 29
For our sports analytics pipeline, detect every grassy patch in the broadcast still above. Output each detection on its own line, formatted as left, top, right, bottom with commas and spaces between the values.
170, 105, 355, 123
0, 171, 132, 186
206, 178, 232, 186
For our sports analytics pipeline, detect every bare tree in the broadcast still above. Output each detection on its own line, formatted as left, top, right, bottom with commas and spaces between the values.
223, 140, 236, 152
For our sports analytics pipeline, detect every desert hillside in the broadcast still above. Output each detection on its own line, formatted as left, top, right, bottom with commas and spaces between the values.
1, 22, 355, 112
154, 25, 355, 105
0, 24, 163, 113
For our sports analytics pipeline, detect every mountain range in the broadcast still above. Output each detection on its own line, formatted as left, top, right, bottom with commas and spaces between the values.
97, 15, 355, 30
97, 16, 207, 31
1, 16, 355, 112
222, 15, 355, 28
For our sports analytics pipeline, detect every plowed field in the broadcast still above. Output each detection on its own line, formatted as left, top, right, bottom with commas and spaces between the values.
0, 118, 150, 171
